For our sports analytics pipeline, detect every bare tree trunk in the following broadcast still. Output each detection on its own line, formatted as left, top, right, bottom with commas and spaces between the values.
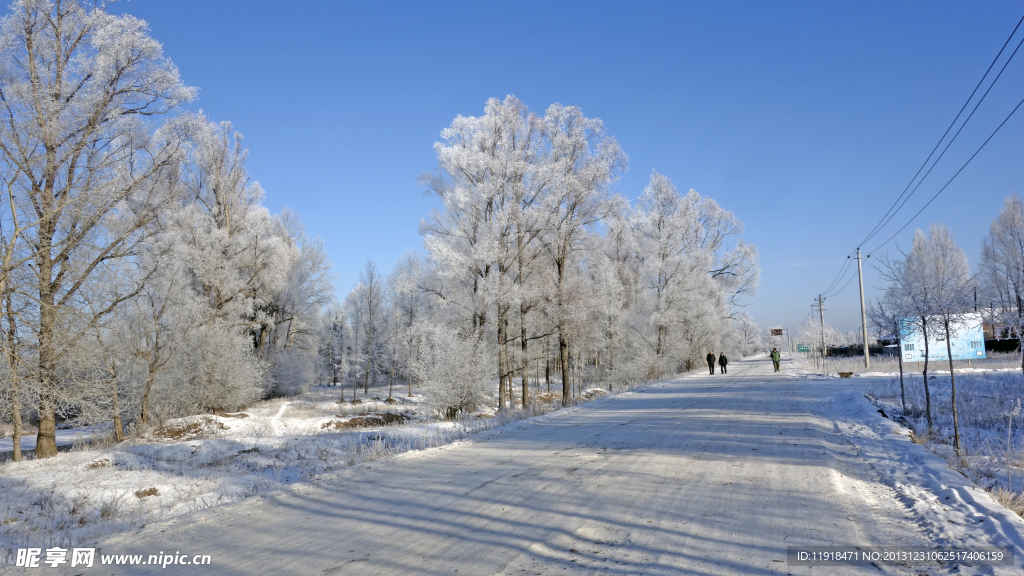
922, 317, 933, 433
10, 385, 21, 461
1018, 292, 1023, 376
140, 365, 157, 425
578, 350, 584, 393
571, 345, 577, 398
497, 317, 507, 410
407, 347, 414, 397
545, 336, 551, 393
895, 320, 906, 415
944, 317, 962, 458
559, 335, 570, 406
111, 364, 124, 443
656, 325, 666, 378
388, 355, 395, 400
256, 324, 270, 358
520, 308, 530, 409
5, 291, 22, 462
35, 261, 59, 458
36, 293, 58, 455
608, 317, 615, 392
363, 358, 370, 396
506, 321, 515, 408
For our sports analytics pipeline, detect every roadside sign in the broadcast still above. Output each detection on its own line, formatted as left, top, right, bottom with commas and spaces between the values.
898, 313, 986, 361
797, 344, 809, 352
771, 329, 783, 336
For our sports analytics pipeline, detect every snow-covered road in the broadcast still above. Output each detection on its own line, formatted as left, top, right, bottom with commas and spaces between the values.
43, 356, 1024, 575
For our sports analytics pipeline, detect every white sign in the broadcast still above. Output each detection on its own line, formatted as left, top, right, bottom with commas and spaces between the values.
898, 312, 986, 362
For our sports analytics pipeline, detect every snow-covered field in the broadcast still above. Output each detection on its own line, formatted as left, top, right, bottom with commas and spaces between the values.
3, 355, 1022, 575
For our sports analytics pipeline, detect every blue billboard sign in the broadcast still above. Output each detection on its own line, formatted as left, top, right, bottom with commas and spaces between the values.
898, 313, 986, 362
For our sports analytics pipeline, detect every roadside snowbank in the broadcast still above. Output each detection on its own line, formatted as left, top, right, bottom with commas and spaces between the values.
832, 389, 1024, 559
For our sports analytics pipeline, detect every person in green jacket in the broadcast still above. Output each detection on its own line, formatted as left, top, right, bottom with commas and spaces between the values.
770, 348, 781, 372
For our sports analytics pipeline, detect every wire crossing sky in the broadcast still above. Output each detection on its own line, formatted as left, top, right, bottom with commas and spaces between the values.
111, 0, 1024, 333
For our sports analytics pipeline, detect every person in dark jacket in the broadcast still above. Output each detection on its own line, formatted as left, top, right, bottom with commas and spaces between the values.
706, 351, 715, 375
718, 352, 728, 374
770, 348, 781, 372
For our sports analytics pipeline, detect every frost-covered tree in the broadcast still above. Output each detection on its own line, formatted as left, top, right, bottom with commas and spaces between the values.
421, 95, 549, 409
387, 252, 428, 397
980, 194, 1024, 373
181, 119, 290, 337
117, 235, 200, 425
262, 211, 334, 396
734, 312, 761, 356
410, 96, 758, 410
629, 172, 758, 377
346, 261, 386, 398
0, 0, 196, 456
0, 1, 333, 459
869, 289, 912, 414
877, 225, 972, 441
910, 226, 972, 455
539, 103, 625, 405
315, 302, 348, 387
589, 196, 640, 387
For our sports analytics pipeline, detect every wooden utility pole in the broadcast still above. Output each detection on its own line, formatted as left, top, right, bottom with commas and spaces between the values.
850, 249, 870, 369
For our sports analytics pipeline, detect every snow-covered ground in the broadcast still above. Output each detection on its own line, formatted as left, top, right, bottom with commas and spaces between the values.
0, 383, 597, 565
3, 355, 1021, 575
0, 424, 109, 458
852, 366, 1024, 511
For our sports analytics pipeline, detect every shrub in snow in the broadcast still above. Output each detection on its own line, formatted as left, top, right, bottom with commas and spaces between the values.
267, 347, 315, 397
411, 323, 487, 419
174, 323, 266, 413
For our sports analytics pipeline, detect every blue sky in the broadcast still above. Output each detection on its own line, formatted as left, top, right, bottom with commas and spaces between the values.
111, 0, 1024, 336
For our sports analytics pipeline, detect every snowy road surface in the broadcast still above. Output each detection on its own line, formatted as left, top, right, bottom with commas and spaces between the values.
38, 357, 1024, 575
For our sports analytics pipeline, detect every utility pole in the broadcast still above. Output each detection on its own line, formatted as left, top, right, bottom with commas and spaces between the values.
814, 294, 827, 372
849, 249, 870, 369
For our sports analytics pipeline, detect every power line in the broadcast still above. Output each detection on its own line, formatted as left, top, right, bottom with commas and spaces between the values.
818, 11, 1024, 303
868, 91, 1024, 253
821, 258, 853, 296
855, 12, 1024, 251
856, 14, 1024, 248
823, 263, 854, 297
825, 267, 858, 298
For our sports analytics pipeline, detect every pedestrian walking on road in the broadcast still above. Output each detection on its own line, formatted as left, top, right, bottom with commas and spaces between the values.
770, 348, 781, 372
718, 352, 728, 374
706, 351, 716, 375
